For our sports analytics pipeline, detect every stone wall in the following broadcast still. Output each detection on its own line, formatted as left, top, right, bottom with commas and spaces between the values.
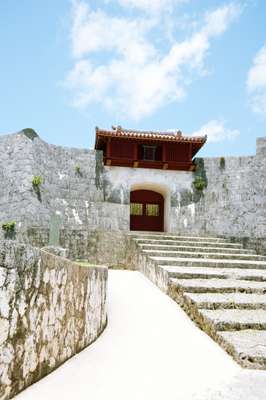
23, 228, 132, 269
172, 138, 266, 251
0, 240, 107, 400
0, 130, 128, 236
129, 238, 169, 291
0, 130, 265, 255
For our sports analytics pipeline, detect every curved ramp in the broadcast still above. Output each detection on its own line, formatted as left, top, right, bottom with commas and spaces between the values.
16, 271, 266, 400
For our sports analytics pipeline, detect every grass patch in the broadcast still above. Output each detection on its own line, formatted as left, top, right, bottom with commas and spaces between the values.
75, 260, 95, 268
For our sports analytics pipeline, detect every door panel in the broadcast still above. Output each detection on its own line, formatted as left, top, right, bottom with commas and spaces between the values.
130, 190, 164, 232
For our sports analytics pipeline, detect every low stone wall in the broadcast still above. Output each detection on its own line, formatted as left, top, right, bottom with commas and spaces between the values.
17, 227, 266, 271
0, 241, 107, 400
22, 228, 133, 268
129, 239, 169, 292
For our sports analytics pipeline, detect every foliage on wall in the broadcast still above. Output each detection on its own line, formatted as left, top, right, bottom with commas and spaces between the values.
193, 176, 207, 191
22, 128, 38, 141
32, 175, 42, 201
95, 151, 104, 190
220, 157, 225, 170
75, 164, 82, 176
192, 158, 208, 201
2, 221, 16, 238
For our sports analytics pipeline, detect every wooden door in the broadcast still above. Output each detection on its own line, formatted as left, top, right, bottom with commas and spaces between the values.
130, 190, 164, 232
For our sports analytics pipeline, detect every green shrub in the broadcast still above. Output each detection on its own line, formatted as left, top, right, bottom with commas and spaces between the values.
75, 164, 81, 175
2, 221, 16, 233
193, 176, 206, 191
22, 128, 38, 140
32, 176, 42, 201
220, 157, 225, 170
32, 175, 42, 188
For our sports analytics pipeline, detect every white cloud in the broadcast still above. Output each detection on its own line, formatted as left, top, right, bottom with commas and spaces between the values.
116, 0, 185, 14
191, 120, 240, 143
202, 3, 241, 37
65, 1, 242, 120
247, 45, 266, 115
70, 2, 156, 60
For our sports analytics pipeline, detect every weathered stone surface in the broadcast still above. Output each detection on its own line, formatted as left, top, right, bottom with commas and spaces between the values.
218, 330, 266, 362
166, 265, 266, 281
257, 137, 266, 157
41, 246, 69, 258
153, 256, 266, 269
134, 237, 244, 248
170, 278, 266, 293
138, 243, 255, 254
185, 292, 266, 309
200, 309, 266, 330
132, 233, 230, 242
19, 228, 132, 268
143, 249, 265, 261
129, 238, 169, 292
0, 131, 128, 236
0, 240, 107, 400
171, 138, 266, 248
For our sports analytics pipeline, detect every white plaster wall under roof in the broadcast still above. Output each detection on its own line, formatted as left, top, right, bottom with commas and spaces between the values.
104, 166, 194, 232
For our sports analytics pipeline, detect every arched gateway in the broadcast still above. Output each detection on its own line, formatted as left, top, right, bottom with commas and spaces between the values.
95, 125, 206, 232
130, 190, 164, 232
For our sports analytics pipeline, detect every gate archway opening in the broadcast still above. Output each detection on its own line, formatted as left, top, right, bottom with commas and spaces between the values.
130, 189, 164, 232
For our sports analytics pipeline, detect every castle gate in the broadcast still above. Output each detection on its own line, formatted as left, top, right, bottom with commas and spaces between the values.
130, 190, 164, 232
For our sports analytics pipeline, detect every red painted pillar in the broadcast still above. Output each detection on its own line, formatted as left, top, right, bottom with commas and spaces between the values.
133, 143, 138, 160
162, 144, 166, 162
106, 139, 111, 158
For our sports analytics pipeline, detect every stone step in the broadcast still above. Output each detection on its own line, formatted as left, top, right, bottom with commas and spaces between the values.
184, 292, 266, 310
170, 278, 266, 294
166, 265, 266, 282
132, 234, 230, 243
199, 309, 266, 330
143, 249, 264, 261
218, 330, 266, 368
153, 256, 266, 270
132, 232, 266, 369
138, 243, 253, 254
134, 238, 244, 249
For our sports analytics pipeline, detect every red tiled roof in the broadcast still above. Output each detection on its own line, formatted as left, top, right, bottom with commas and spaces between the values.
95, 126, 207, 143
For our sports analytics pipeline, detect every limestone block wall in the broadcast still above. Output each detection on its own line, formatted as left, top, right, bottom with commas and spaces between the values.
23, 228, 132, 269
0, 130, 128, 233
0, 129, 265, 254
173, 138, 266, 243
0, 240, 107, 400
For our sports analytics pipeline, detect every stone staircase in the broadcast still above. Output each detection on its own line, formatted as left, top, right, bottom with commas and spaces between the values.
130, 233, 266, 370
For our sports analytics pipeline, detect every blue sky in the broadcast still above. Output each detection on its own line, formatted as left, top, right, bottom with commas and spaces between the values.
0, 0, 265, 157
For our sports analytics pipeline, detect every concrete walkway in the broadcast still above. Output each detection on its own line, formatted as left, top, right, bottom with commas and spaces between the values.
16, 271, 266, 400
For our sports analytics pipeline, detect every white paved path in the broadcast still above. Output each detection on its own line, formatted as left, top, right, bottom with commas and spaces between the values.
16, 271, 266, 400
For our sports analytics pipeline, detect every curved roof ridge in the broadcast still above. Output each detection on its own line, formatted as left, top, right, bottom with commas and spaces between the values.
112, 125, 182, 137
96, 126, 207, 143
